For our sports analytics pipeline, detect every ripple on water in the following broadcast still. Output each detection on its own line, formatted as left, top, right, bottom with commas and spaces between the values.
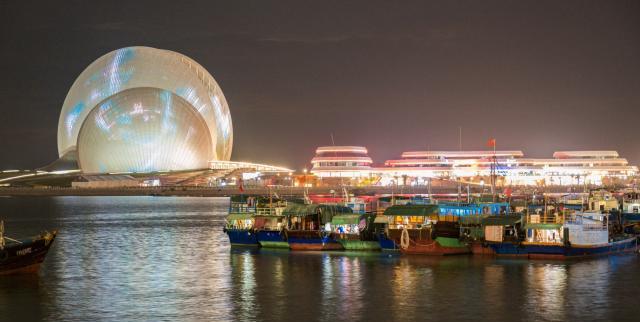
0, 196, 638, 322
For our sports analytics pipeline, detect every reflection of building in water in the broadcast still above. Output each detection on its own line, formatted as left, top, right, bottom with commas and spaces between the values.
311, 147, 637, 186
565, 258, 611, 320
320, 254, 336, 316
390, 259, 428, 321
230, 252, 257, 321
525, 265, 567, 321
335, 257, 364, 318
483, 265, 507, 314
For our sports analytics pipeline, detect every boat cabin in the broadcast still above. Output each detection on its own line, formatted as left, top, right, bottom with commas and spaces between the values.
283, 204, 353, 232
226, 198, 288, 231
622, 192, 640, 214
587, 190, 619, 213
383, 205, 439, 230
523, 213, 608, 246
381, 205, 440, 243
225, 213, 254, 230
482, 215, 523, 243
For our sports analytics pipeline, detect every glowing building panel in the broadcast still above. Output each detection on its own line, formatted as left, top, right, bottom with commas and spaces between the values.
77, 88, 212, 173
58, 46, 232, 164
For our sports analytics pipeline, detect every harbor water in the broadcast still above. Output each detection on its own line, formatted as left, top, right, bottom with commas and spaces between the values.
0, 196, 638, 322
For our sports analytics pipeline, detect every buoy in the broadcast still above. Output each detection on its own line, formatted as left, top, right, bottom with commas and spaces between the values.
400, 228, 410, 249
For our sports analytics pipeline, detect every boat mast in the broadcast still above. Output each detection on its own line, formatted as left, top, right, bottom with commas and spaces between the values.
0, 220, 4, 250
330, 132, 345, 201
269, 185, 273, 211
490, 139, 497, 202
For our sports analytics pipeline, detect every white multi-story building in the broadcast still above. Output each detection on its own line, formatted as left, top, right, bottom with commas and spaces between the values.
310, 147, 637, 186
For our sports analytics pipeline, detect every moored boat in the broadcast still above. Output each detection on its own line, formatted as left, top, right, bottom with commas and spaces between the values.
284, 203, 351, 251
1, 221, 57, 275
621, 191, 640, 234
487, 212, 638, 259
331, 213, 380, 251
442, 201, 512, 255
381, 205, 470, 255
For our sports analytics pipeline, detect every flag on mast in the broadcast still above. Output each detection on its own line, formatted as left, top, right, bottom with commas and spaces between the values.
487, 138, 496, 148
238, 177, 244, 193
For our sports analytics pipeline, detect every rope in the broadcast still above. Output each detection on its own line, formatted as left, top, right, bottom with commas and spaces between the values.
3, 236, 21, 243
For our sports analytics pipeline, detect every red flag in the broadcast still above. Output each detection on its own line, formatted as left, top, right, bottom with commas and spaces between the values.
487, 138, 496, 148
238, 178, 244, 192
504, 187, 512, 197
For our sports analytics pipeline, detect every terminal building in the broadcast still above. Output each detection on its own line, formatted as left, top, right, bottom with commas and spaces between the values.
310, 146, 638, 187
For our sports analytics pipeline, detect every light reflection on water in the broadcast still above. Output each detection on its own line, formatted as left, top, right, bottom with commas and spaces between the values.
0, 196, 638, 322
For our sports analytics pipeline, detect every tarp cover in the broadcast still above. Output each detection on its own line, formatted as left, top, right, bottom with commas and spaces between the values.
226, 213, 254, 221
524, 223, 563, 230
282, 203, 353, 224
482, 215, 522, 226
383, 204, 439, 216
331, 214, 361, 225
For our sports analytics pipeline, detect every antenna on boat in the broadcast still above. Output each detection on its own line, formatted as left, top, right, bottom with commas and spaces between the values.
330, 132, 346, 202
489, 138, 497, 202
458, 126, 462, 151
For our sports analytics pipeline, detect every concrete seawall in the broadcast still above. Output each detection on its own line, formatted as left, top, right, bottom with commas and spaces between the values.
0, 185, 603, 197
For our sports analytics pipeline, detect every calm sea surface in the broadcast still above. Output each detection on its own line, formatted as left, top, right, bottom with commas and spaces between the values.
0, 196, 638, 322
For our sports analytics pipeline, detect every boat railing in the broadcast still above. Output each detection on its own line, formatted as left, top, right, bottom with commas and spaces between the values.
458, 214, 485, 226
526, 213, 563, 224
564, 214, 607, 230
229, 203, 256, 214
255, 207, 284, 216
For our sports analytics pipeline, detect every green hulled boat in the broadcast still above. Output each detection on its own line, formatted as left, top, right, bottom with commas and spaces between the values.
331, 213, 381, 251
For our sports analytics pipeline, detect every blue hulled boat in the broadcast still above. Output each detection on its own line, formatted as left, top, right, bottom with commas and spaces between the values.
224, 200, 259, 246
486, 212, 638, 259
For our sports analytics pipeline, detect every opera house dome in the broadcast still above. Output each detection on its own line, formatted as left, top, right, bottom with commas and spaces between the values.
57, 46, 232, 173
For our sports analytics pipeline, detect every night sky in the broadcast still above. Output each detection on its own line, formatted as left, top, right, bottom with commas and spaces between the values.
1, 0, 639, 171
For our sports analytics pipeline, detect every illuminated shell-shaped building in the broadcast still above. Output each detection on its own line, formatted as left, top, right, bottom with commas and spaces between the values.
57, 46, 233, 173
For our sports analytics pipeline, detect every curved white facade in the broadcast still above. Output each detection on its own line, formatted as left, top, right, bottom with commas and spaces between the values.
77, 88, 213, 173
57, 46, 233, 173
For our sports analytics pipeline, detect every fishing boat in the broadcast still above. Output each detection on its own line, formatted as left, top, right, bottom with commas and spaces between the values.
373, 196, 434, 251
284, 203, 351, 251
439, 201, 511, 255
380, 204, 470, 255
254, 200, 289, 249
486, 211, 638, 259
1, 221, 57, 275
620, 191, 640, 234
331, 213, 381, 251
224, 198, 260, 246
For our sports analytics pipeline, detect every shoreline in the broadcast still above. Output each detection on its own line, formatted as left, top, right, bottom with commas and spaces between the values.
0, 185, 601, 197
